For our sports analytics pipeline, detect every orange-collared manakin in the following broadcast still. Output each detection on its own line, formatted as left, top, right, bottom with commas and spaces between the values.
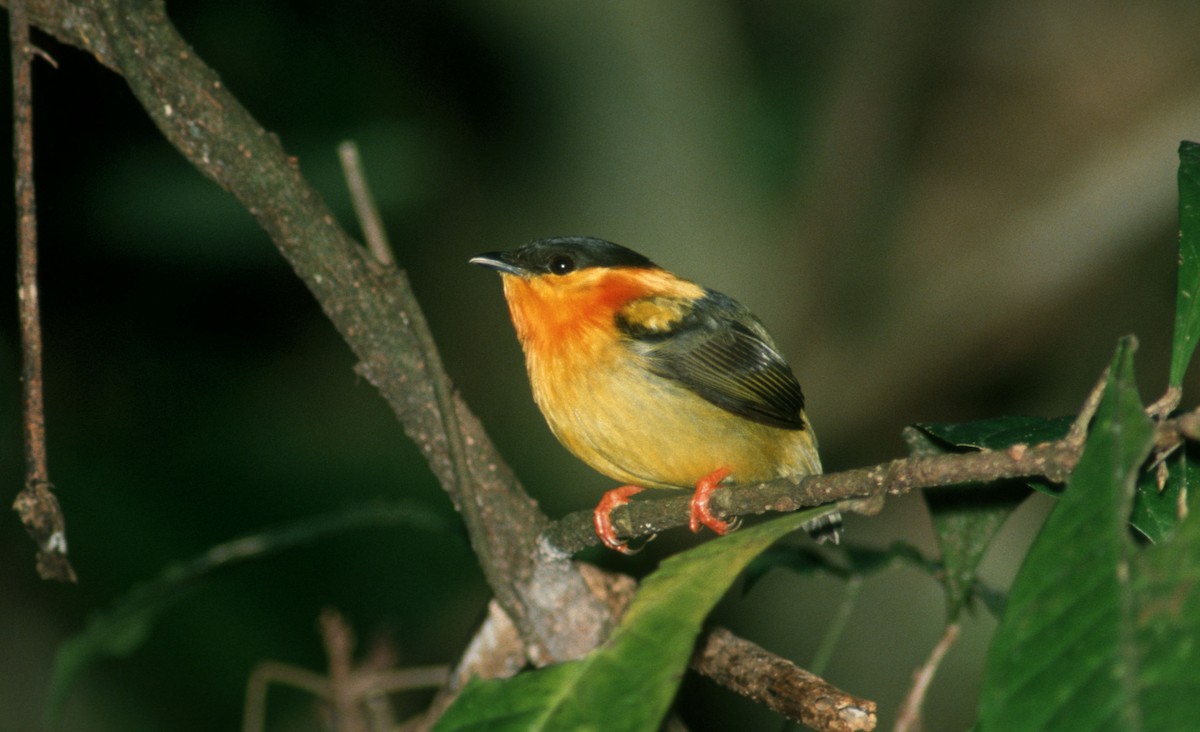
471, 236, 837, 553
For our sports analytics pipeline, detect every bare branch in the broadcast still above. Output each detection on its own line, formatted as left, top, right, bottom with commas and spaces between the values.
9, 0, 76, 582
693, 627, 877, 732
337, 140, 396, 268
243, 662, 328, 732
894, 623, 961, 732
546, 405, 1200, 554
543, 430, 1079, 553
321, 609, 369, 732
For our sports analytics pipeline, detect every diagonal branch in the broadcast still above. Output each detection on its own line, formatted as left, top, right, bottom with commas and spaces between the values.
12, 0, 612, 662
694, 627, 877, 732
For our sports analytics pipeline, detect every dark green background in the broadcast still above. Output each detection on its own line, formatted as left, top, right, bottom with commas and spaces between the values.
3, 2, 1197, 729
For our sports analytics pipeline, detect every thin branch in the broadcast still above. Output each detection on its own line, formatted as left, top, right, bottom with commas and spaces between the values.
693, 627, 877, 732
545, 405, 1200, 554
9, 0, 75, 582
243, 661, 329, 732
337, 140, 395, 268
243, 609, 451, 732
336, 137, 479, 584
321, 609, 368, 732
543, 430, 1078, 554
893, 622, 960, 732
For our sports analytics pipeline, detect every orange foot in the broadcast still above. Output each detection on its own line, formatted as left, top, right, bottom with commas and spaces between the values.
593, 485, 645, 554
689, 467, 734, 535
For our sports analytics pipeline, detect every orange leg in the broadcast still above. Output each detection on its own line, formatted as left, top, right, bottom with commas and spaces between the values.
689, 467, 734, 535
593, 485, 645, 554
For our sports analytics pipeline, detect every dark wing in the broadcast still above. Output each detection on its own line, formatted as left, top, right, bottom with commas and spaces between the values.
616, 290, 808, 430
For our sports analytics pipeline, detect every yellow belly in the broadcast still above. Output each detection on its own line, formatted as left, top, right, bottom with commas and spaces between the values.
527, 339, 820, 489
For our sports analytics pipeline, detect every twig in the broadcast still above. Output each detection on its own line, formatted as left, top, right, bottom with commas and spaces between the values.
1146, 384, 1182, 423
335, 136, 471, 523
893, 623, 960, 732
243, 661, 328, 732
8, 0, 76, 583
693, 627, 877, 732
243, 609, 451, 732
322, 609, 368, 732
1067, 366, 1109, 445
337, 140, 395, 268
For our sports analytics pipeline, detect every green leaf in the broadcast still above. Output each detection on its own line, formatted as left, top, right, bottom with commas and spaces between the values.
1129, 461, 1200, 729
979, 337, 1173, 730
913, 416, 1072, 499
913, 415, 1073, 451
1169, 140, 1200, 387
911, 417, 1063, 620
1130, 445, 1198, 543
924, 481, 1029, 621
47, 502, 449, 726
434, 506, 836, 732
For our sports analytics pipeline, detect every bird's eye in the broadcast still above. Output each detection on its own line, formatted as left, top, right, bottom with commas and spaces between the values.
548, 254, 576, 275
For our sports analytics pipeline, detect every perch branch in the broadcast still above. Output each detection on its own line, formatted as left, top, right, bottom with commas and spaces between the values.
9, 0, 76, 582
545, 404, 1200, 554
543, 430, 1077, 553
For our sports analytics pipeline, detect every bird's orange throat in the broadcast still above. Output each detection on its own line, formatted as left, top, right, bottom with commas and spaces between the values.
500, 268, 701, 359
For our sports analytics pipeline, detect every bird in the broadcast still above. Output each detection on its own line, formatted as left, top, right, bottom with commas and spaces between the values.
470, 236, 837, 553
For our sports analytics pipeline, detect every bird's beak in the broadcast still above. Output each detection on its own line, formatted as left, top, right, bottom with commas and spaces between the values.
469, 252, 526, 276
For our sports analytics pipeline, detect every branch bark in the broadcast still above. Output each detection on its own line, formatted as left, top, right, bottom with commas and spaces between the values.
545, 397, 1200, 554
694, 627, 876, 732
9, 0, 76, 582
544, 426, 1081, 553
13, 0, 612, 663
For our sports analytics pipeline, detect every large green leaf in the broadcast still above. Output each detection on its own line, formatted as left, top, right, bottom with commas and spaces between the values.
434, 507, 836, 731
979, 337, 1200, 729
1130, 457, 1200, 729
1169, 140, 1200, 388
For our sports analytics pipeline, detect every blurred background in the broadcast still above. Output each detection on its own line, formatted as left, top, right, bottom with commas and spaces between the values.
3, 1, 1199, 729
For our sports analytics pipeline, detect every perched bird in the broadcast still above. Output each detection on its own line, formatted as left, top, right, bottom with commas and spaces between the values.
471, 236, 837, 553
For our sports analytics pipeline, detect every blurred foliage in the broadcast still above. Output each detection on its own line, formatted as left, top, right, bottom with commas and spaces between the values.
4, 1, 1200, 730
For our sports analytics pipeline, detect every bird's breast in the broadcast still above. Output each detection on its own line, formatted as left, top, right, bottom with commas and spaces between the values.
526, 331, 818, 488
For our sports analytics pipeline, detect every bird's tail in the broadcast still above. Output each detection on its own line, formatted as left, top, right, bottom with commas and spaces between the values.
802, 509, 842, 544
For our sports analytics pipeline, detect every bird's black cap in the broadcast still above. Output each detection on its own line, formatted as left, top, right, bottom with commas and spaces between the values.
470, 236, 658, 277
